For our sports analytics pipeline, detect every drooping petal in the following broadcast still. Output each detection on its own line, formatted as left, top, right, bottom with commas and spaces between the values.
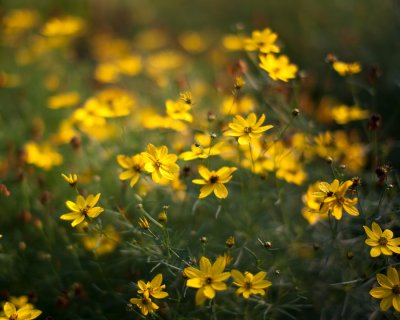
202, 285, 216, 299
199, 184, 214, 198
214, 183, 228, 199
71, 215, 85, 227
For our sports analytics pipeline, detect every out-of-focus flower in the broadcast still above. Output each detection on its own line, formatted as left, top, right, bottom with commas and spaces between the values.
82, 225, 121, 255
2, 9, 39, 35
24, 141, 63, 170
117, 154, 145, 187
259, 54, 297, 82
192, 166, 237, 199
244, 28, 280, 54
370, 267, 400, 312
332, 61, 361, 76
48, 92, 80, 109
222, 34, 245, 51
364, 222, 400, 257
41, 16, 85, 37
302, 182, 328, 224
129, 296, 159, 316
179, 31, 207, 53
331, 105, 369, 124
166, 99, 193, 122
183, 256, 230, 305
138, 217, 150, 230
231, 270, 272, 298
60, 193, 103, 227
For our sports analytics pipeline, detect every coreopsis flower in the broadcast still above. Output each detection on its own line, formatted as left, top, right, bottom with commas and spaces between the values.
259, 54, 298, 82
192, 166, 237, 199
183, 256, 230, 305
129, 296, 159, 316
0, 302, 41, 320
313, 179, 359, 220
244, 28, 280, 54
41, 16, 85, 37
137, 274, 169, 299
141, 144, 180, 183
370, 267, 400, 312
117, 154, 145, 187
331, 105, 369, 125
60, 193, 104, 227
24, 141, 63, 170
231, 270, 272, 299
224, 113, 273, 145
180, 91, 193, 105
165, 99, 193, 122
138, 217, 150, 230
332, 61, 361, 76
61, 173, 78, 187
363, 222, 400, 257
301, 182, 328, 225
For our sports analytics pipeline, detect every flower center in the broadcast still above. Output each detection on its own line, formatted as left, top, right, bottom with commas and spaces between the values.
244, 281, 252, 290
244, 127, 252, 134
327, 191, 334, 197
134, 165, 142, 172
379, 237, 388, 246
209, 176, 219, 184
141, 297, 149, 305
81, 208, 88, 216
206, 277, 213, 285
393, 285, 400, 295
155, 161, 162, 168
10, 314, 18, 320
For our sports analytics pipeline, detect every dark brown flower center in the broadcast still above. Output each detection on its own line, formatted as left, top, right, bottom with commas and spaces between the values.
134, 165, 142, 172
155, 161, 162, 168
141, 298, 149, 305
10, 314, 18, 320
209, 176, 219, 184
379, 237, 388, 246
244, 281, 252, 290
327, 191, 334, 197
393, 285, 400, 295
244, 127, 252, 133
206, 277, 212, 284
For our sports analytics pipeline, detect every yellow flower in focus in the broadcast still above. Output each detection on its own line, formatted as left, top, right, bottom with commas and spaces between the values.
129, 297, 159, 316
244, 28, 280, 54
370, 267, 400, 312
60, 193, 104, 227
231, 270, 272, 299
363, 222, 400, 257
192, 166, 237, 199
117, 154, 145, 187
313, 179, 359, 220
141, 144, 180, 183
61, 173, 78, 187
41, 16, 85, 37
183, 256, 230, 305
259, 54, 298, 82
137, 274, 169, 300
224, 113, 273, 145
331, 105, 369, 125
165, 99, 193, 122
48, 92, 80, 109
0, 302, 41, 320
332, 61, 361, 76
138, 217, 150, 230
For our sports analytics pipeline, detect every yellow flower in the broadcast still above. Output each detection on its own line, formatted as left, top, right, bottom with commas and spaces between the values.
301, 182, 328, 225
138, 217, 150, 230
244, 28, 280, 54
192, 166, 237, 199
331, 105, 369, 125
61, 173, 78, 187
313, 179, 359, 220
41, 16, 85, 37
117, 154, 145, 187
165, 99, 193, 122
141, 144, 180, 183
179, 31, 207, 53
0, 302, 41, 320
370, 267, 400, 312
24, 141, 63, 170
9, 296, 30, 309
137, 274, 169, 299
48, 92, 80, 109
224, 113, 273, 145
231, 270, 272, 299
259, 54, 298, 82
179, 91, 193, 105
222, 34, 245, 51
363, 222, 400, 257
332, 61, 361, 76
183, 256, 230, 305
129, 296, 159, 316
81, 225, 121, 256
2, 9, 38, 35
60, 193, 104, 227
